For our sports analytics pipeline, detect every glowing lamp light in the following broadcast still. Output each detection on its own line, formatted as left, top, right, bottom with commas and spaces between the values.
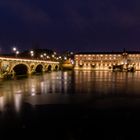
44, 53, 47, 56
16, 51, 19, 55
71, 60, 74, 64
40, 54, 43, 58
30, 50, 34, 54
13, 47, 17, 51
31, 53, 34, 57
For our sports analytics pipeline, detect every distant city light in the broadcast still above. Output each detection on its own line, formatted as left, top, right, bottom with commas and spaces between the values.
52, 54, 55, 57
64, 57, 67, 60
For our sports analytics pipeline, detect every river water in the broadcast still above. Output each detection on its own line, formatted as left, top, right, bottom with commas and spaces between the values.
1, 71, 140, 137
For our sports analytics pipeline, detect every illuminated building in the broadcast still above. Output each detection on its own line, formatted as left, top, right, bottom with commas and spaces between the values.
74, 51, 140, 71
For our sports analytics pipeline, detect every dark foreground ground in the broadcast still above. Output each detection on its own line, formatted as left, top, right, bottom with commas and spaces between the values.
1, 94, 140, 139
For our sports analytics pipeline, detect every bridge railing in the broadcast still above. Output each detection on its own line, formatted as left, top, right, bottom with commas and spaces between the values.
0, 56, 59, 63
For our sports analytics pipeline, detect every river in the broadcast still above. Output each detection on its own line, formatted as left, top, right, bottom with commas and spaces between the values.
0, 71, 140, 138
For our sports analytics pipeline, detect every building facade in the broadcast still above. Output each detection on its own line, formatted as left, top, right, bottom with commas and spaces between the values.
74, 51, 140, 71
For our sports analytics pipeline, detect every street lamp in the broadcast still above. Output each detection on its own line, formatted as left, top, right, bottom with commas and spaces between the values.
16, 51, 19, 57
12, 47, 17, 57
31, 53, 34, 58
13, 47, 17, 52
40, 54, 43, 59
64, 57, 67, 60
30, 50, 34, 59
70, 52, 74, 55
30, 50, 34, 54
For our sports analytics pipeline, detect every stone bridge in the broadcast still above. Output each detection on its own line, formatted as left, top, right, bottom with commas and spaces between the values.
0, 57, 60, 78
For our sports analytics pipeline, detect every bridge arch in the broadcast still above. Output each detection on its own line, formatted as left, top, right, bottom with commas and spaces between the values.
11, 63, 30, 76
54, 65, 59, 71
47, 65, 52, 71
35, 64, 44, 73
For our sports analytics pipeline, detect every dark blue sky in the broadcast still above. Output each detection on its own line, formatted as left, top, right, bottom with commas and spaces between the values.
0, 0, 140, 53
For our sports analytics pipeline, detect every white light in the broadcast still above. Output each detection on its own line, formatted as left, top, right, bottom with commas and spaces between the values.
44, 53, 47, 56
52, 54, 55, 57
16, 51, 19, 54
31, 93, 35, 96
31, 53, 34, 56
30, 51, 34, 54
59, 56, 61, 59
64, 57, 67, 60
47, 56, 50, 59
54, 52, 56, 55
13, 47, 17, 51
71, 60, 74, 64
40, 54, 43, 58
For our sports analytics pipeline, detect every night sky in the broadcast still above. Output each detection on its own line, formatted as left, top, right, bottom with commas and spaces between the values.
0, 0, 140, 53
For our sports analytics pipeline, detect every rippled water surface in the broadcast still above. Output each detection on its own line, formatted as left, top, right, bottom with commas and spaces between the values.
1, 70, 140, 134
0, 71, 140, 112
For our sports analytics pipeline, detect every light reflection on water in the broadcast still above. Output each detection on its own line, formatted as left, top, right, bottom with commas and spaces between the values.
0, 71, 140, 112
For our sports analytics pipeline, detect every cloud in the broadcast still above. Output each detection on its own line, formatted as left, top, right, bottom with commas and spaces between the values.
0, 0, 49, 24
63, 0, 140, 30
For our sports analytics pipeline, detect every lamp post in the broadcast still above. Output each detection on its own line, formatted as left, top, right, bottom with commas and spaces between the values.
40, 54, 43, 59
43, 53, 47, 60
43, 53, 46, 56
47, 56, 50, 60
13, 47, 17, 52
12, 47, 17, 57
30, 51, 34, 59
64, 57, 67, 60
16, 51, 19, 57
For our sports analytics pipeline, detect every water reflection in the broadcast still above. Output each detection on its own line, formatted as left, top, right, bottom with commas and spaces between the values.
74, 71, 139, 95
0, 71, 140, 112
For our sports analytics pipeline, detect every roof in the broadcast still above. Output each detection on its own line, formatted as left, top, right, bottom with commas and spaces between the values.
75, 51, 140, 55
